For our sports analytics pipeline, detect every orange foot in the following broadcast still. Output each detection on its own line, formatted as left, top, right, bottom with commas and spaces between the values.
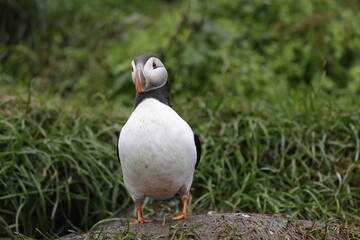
172, 213, 187, 220
131, 202, 154, 224
130, 219, 154, 224
172, 194, 189, 220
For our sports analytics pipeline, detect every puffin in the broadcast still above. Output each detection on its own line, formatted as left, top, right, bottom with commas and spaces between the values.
117, 54, 201, 224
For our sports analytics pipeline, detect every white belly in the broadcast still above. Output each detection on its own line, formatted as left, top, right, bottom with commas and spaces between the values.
118, 98, 197, 202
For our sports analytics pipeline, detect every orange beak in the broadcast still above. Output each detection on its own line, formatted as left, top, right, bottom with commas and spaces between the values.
135, 68, 143, 92
135, 66, 148, 92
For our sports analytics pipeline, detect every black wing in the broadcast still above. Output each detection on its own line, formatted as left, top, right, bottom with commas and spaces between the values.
194, 132, 201, 169
117, 135, 121, 163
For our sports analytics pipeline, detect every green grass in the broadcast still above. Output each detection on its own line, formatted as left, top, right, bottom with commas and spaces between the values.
1, 0, 360, 238
191, 91, 360, 219
0, 88, 129, 237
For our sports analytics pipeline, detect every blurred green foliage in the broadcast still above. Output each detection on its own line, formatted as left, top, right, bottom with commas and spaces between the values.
1, 0, 360, 238
2, 0, 360, 98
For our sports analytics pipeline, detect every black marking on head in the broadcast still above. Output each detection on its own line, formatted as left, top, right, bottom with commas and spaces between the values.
134, 54, 158, 66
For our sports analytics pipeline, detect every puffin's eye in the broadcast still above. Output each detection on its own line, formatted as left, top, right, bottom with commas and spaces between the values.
152, 61, 157, 69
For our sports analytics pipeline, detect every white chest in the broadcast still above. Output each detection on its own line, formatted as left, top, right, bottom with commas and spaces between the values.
118, 99, 197, 201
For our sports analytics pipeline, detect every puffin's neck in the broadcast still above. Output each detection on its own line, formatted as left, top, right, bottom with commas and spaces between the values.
134, 82, 172, 109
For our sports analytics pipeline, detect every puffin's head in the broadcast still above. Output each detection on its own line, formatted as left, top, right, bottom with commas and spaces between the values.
131, 54, 168, 92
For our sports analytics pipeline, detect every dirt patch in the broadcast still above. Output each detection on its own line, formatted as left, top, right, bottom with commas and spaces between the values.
61, 213, 360, 239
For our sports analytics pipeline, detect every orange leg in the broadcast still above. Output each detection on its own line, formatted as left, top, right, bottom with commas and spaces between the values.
131, 202, 153, 224
172, 194, 189, 220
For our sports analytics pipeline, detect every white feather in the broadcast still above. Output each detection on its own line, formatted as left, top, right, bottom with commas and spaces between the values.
118, 98, 197, 202
143, 57, 167, 87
